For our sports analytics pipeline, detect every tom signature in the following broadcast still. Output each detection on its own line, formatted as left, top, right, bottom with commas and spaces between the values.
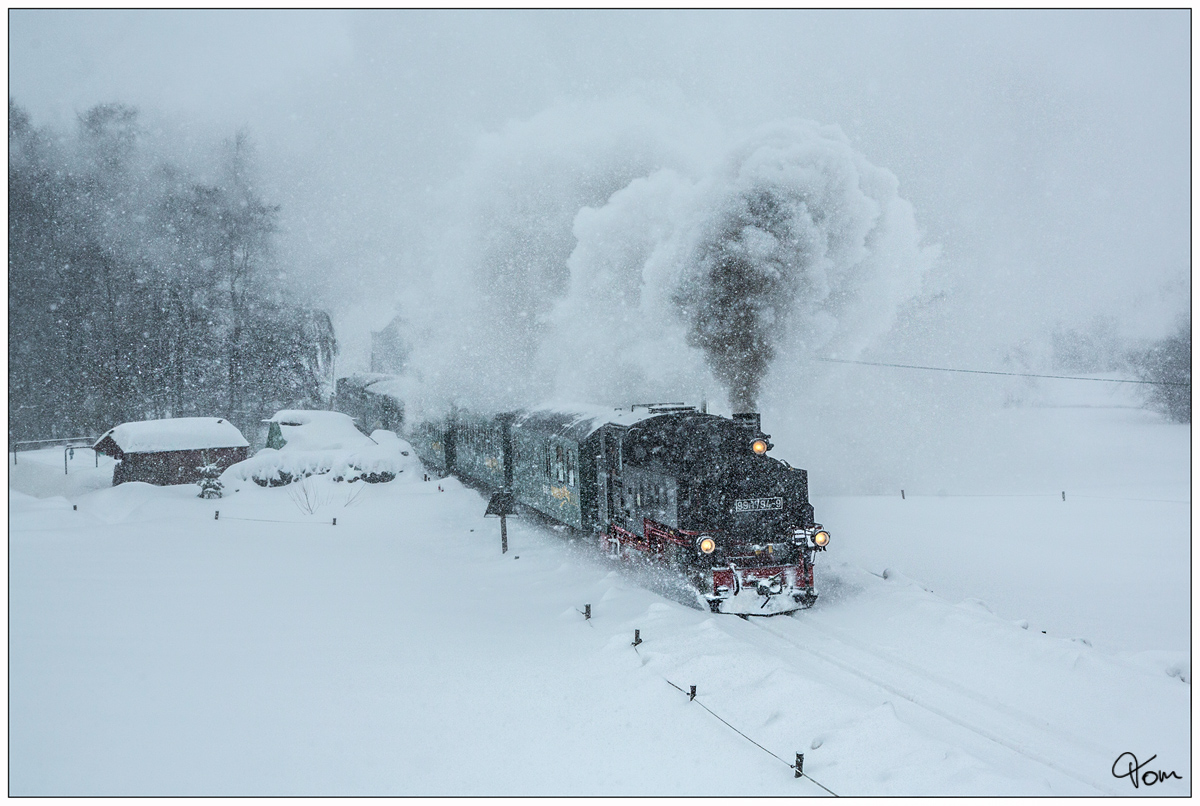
1112, 752, 1183, 789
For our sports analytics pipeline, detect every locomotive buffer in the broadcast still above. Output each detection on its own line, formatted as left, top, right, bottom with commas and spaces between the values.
485, 489, 517, 554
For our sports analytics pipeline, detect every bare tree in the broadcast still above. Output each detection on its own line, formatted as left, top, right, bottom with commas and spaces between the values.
9, 101, 334, 441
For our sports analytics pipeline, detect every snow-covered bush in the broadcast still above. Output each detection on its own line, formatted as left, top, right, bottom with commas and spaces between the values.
222, 447, 405, 487
223, 432, 421, 489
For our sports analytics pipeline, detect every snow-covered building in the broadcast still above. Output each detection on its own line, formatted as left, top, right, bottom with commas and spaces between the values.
93, 418, 250, 486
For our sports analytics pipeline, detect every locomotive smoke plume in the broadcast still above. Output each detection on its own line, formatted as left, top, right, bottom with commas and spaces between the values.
547, 118, 932, 412
677, 187, 806, 413
672, 123, 931, 413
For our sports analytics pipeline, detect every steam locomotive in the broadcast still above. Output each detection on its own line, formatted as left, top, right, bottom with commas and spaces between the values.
336, 377, 829, 615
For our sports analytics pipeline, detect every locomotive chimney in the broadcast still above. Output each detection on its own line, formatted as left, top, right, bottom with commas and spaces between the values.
732, 412, 761, 432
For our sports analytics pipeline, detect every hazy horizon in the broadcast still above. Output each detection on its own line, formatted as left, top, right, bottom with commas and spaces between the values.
10, 9, 1190, 486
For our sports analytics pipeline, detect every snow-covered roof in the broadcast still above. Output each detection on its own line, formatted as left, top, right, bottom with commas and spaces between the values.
94, 418, 249, 455
511, 402, 666, 442
265, 409, 376, 451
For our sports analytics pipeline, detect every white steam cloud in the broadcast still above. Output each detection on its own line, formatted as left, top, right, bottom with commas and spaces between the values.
552, 120, 933, 412
397, 102, 935, 435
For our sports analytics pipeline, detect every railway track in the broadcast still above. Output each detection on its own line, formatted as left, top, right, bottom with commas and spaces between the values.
738, 613, 1123, 795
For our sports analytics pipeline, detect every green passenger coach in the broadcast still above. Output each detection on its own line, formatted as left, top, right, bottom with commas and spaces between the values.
509, 410, 593, 530
453, 410, 512, 492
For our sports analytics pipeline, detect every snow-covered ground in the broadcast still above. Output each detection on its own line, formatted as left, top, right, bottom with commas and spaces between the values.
812, 393, 1191, 656
9, 385, 1190, 795
9, 444, 118, 500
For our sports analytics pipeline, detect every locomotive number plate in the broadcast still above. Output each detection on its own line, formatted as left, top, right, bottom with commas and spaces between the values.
735, 497, 783, 512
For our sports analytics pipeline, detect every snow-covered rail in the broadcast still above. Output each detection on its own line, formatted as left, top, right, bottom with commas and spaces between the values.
744, 615, 1123, 795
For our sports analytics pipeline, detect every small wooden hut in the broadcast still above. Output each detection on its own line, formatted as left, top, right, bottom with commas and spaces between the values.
93, 418, 250, 486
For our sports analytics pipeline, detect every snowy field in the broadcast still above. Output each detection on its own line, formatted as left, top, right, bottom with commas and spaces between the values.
9, 388, 1190, 796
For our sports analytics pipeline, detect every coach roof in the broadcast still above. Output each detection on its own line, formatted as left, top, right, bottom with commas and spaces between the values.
511, 403, 660, 442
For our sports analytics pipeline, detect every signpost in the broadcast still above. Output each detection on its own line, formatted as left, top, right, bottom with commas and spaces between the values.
484, 489, 516, 554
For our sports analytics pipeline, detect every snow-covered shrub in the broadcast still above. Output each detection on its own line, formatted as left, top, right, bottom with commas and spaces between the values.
196, 463, 224, 499
220, 431, 422, 491
222, 445, 405, 488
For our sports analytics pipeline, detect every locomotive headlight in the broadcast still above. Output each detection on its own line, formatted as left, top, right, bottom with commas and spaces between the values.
812, 530, 830, 548
751, 439, 768, 455
698, 537, 717, 554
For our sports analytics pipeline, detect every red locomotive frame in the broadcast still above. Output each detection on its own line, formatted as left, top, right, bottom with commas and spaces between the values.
603, 516, 817, 615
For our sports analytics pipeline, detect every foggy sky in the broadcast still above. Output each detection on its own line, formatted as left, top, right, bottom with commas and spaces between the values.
10, 9, 1190, 374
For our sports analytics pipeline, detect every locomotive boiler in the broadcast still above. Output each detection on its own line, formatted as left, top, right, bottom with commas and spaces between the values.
591, 407, 828, 615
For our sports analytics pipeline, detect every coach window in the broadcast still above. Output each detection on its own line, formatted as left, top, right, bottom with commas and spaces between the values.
566, 449, 576, 487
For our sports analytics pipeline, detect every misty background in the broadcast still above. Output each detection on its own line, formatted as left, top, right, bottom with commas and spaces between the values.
9, 9, 1190, 492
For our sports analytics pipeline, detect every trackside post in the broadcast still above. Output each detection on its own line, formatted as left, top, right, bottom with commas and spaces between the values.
485, 489, 516, 554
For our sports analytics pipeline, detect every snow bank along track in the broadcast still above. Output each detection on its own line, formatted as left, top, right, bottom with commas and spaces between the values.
573, 598, 840, 796
743, 614, 1123, 795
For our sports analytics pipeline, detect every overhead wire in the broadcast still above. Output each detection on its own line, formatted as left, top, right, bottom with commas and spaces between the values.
817, 357, 1188, 386
815, 355, 1188, 505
